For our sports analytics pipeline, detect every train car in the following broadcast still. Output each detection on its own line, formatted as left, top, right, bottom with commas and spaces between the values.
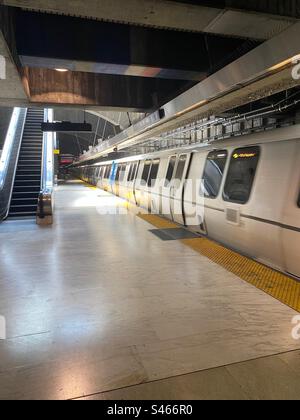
76, 124, 300, 279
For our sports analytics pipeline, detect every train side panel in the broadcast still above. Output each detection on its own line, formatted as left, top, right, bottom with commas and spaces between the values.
282, 142, 300, 277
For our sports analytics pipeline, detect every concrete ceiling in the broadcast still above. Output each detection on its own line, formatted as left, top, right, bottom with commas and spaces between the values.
2, 0, 298, 40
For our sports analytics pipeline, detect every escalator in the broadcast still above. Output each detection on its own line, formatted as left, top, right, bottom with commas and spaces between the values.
8, 108, 44, 218
0, 107, 55, 224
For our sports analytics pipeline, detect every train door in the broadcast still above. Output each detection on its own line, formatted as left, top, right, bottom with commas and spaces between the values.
148, 159, 160, 213
139, 160, 152, 210
169, 154, 190, 225
134, 161, 145, 207
162, 155, 177, 220
96, 167, 101, 187
183, 152, 208, 234
109, 162, 117, 193
119, 164, 128, 198
98, 166, 105, 189
106, 165, 112, 191
132, 161, 140, 205
282, 202, 300, 278
114, 164, 121, 196
128, 162, 137, 203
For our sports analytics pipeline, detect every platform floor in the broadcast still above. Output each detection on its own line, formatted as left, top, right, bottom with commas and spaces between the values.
0, 180, 300, 400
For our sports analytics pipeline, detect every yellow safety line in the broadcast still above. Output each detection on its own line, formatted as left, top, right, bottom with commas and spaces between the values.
139, 214, 300, 313
138, 214, 178, 229
81, 180, 98, 190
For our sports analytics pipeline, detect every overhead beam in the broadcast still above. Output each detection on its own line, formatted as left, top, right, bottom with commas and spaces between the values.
2, 0, 297, 40
21, 67, 191, 111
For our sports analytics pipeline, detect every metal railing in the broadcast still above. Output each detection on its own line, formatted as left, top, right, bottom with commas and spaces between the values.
0, 108, 27, 221
36, 109, 55, 225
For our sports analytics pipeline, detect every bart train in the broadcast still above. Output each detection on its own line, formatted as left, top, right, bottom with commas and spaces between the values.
76, 124, 300, 279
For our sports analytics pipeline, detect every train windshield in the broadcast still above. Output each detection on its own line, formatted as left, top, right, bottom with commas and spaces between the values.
223, 147, 260, 204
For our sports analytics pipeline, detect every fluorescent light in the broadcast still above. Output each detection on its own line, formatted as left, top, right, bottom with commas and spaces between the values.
55, 68, 69, 72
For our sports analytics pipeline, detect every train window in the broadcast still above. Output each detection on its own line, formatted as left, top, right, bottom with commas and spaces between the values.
131, 163, 138, 182
201, 150, 228, 198
174, 155, 187, 181
129, 163, 134, 182
147, 159, 160, 187
119, 164, 126, 182
127, 164, 133, 182
105, 165, 112, 179
115, 165, 122, 182
134, 163, 139, 180
223, 146, 260, 204
129, 163, 135, 181
141, 160, 151, 184
127, 163, 137, 182
165, 156, 177, 186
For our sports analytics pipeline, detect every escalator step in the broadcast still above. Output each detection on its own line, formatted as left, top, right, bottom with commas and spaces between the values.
18, 162, 41, 165
14, 181, 41, 185
11, 200, 38, 207
9, 204, 38, 211
13, 188, 39, 193
8, 212, 36, 218
12, 192, 39, 199
15, 177, 41, 180
17, 168, 41, 172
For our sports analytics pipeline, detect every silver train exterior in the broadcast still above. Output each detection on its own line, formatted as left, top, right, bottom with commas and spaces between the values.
76, 124, 300, 279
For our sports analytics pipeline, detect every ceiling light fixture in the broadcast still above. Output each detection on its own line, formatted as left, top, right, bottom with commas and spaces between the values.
55, 68, 69, 72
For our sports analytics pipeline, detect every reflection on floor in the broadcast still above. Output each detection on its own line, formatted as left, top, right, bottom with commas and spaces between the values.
0, 180, 299, 400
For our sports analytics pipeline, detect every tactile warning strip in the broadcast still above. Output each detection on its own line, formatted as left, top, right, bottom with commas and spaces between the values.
81, 181, 98, 190
139, 214, 178, 229
139, 214, 300, 313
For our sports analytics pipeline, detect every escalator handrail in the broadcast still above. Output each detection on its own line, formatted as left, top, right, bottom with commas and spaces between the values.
37, 108, 55, 224
0, 108, 27, 221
